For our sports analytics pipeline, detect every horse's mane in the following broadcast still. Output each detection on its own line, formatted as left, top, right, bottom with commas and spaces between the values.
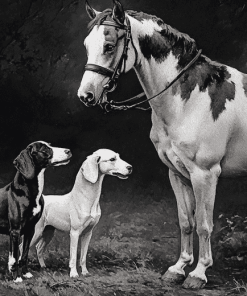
87, 8, 197, 63
126, 10, 197, 56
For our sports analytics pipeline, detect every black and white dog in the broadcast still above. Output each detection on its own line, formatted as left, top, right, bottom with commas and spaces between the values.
0, 141, 72, 282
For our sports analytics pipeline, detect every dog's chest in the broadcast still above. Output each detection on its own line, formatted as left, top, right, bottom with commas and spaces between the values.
90, 200, 101, 220
32, 169, 45, 216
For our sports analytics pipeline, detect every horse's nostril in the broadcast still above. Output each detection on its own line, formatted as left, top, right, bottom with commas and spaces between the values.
79, 92, 95, 103
86, 91, 94, 102
127, 166, 133, 174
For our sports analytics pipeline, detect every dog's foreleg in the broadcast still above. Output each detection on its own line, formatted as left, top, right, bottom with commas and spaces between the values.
20, 228, 35, 279
69, 228, 80, 278
80, 230, 93, 275
9, 229, 22, 282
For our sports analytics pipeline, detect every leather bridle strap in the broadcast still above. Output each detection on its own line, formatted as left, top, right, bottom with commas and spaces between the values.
85, 64, 114, 77
84, 17, 132, 93
102, 49, 202, 112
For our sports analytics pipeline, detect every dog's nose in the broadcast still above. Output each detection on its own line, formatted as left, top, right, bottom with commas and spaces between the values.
79, 92, 95, 104
65, 149, 71, 155
127, 165, 132, 174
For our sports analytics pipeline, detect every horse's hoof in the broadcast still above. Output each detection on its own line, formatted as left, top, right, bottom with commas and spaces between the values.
70, 271, 79, 278
161, 270, 185, 284
182, 275, 206, 289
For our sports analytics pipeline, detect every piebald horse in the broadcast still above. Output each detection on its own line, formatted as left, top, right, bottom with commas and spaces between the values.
78, 0, 247, 289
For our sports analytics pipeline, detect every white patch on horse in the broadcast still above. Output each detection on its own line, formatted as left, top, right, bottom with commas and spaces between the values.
150, 51, 179, 85
85, 26, 106, 65
140, 18, 162, 36
33, 169, 45, 216
8, 252, 15, 272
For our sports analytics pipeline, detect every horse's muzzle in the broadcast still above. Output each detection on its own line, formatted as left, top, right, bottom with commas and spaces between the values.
79, 91, 97, 107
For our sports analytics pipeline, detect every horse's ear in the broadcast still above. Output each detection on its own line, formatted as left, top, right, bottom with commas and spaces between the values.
85, 0, 99, 19
112, 0, 125, 25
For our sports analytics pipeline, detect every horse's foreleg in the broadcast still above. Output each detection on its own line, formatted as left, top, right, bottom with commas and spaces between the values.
182, 164, 220, 290
162, 170, 195, 284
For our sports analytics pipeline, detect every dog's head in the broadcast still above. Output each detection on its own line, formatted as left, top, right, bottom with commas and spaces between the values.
13, 141, 72, 179
82, 149, 132, 183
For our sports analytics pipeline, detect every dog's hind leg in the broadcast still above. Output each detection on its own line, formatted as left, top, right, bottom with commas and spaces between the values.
35, 225, 55, 268
80, 230, 93, 275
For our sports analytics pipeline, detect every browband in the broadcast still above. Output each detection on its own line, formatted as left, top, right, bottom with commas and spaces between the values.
101, 20, 127, 30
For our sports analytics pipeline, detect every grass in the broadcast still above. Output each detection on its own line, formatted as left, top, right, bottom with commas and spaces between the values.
0, 197, 246, 295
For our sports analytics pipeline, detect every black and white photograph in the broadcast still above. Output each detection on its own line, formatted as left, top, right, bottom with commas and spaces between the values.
1, 0, 247, 295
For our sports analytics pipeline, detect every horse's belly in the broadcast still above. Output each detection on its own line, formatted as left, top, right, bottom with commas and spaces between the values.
221, 137, 247, 177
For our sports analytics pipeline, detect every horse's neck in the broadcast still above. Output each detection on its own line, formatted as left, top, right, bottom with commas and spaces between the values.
128, 15, 185, 124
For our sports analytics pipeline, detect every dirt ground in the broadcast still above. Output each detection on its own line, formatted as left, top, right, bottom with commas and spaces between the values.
0, 195, 246, 296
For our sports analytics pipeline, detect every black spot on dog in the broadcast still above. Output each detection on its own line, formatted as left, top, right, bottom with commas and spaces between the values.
172, 55, 235, 121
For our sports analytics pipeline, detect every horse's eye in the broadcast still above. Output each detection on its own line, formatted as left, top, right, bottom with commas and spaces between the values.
110, 158, 116, 162
105, 44, 115, 53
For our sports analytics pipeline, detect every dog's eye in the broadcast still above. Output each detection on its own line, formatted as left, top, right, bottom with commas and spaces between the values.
110, 158, 116, 162
104, 44, 115, 54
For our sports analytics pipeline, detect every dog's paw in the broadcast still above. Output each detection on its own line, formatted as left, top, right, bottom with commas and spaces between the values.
13, 277, 23, 283
70, 270, 79, 278
23, 272, 33, 279
81, 269, 89, 276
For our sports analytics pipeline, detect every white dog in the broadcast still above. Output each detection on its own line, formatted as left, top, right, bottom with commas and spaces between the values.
29, 149, 132, 277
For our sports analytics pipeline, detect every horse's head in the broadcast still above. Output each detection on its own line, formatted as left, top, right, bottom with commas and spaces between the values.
78, 0, 137, 107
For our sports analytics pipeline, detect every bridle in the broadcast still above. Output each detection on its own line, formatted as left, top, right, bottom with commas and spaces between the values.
84, 15, 202, 113
84, 17, 137, 105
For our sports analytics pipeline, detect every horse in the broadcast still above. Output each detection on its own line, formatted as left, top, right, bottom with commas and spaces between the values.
77, 0, 247, 289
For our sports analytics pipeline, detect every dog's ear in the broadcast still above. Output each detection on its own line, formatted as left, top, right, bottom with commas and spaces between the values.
13, 148, 35, 179
82, 154, 101, 183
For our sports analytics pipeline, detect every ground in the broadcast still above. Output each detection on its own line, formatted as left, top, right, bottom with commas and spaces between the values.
0, 190, 246, 296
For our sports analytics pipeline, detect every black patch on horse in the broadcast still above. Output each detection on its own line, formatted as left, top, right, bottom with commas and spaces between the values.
138, 32, 171, 62
127, 10, 197, 68
172, 55, 235, 121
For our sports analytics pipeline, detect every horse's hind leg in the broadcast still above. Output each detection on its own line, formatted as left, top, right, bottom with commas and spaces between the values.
36, 225, 55, 268
162, 170, 195, 284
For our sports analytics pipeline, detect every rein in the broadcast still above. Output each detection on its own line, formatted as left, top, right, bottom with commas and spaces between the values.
103, 48, 202, 112
84, 16, 202, 113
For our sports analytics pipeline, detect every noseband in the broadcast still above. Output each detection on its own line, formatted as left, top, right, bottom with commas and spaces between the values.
84, 16, 202, 113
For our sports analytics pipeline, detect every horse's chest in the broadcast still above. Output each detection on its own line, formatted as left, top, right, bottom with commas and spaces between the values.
150, 123, 189, 178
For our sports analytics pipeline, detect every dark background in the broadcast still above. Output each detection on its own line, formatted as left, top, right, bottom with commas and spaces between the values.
1, 0, 247, 213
